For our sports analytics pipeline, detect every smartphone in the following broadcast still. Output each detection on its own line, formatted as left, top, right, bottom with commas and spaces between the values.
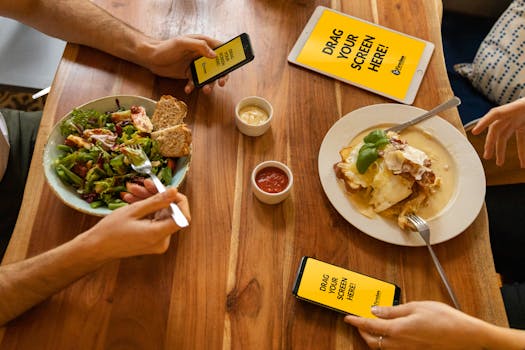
190, 33, 254, 88
292, 256, 401, 318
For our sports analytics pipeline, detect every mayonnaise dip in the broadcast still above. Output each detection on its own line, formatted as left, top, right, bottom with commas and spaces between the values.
238, 105, 269, 125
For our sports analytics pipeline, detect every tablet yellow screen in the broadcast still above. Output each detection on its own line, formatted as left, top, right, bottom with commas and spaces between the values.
296, 10, 426, 99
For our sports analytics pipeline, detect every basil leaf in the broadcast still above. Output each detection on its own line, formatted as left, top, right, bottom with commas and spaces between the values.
356, 146, 379, 174
363, 129, 387, 143
374, 138, 390, 148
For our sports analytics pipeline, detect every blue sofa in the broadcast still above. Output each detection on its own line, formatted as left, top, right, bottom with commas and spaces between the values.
441, 10, 497, 125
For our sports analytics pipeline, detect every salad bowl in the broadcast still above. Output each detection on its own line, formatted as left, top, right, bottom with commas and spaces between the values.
43, 95, 191, 216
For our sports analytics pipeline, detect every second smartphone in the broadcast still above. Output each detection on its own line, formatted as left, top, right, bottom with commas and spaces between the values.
292, 256, 401, 318
190, 33, 254, 88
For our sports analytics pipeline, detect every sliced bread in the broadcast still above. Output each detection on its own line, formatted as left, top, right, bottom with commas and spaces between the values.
151, 124, 192, 158
151, 95, 188, 130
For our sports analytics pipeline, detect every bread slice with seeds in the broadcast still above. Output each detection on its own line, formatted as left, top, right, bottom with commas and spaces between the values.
151, 124, 192, 158
151, 95, 188, 131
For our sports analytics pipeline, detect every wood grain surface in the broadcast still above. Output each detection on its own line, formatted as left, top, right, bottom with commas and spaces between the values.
0, 1, 508, 349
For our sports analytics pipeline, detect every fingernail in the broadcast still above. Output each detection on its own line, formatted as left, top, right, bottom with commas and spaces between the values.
371, 306, 381, 315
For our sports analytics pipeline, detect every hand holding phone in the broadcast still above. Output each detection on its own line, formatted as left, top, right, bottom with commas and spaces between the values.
292, 256, 401, 318
190, 33, 254, 88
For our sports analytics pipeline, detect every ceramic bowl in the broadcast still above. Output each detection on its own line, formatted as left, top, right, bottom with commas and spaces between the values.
42, 95, 191, 216
235, 96, 273, 136
251, 160, 293, 204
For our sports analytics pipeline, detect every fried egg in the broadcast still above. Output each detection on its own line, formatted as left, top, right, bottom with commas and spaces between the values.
335, 132, 437, 215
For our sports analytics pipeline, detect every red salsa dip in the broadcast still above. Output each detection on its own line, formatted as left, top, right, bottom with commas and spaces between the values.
255, 166, 289, 193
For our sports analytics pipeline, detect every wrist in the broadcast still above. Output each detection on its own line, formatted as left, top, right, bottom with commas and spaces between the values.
477, 321, 525, 350
73, 228, 116, 265
131, 35, 162, 72
474, 320, 498, 349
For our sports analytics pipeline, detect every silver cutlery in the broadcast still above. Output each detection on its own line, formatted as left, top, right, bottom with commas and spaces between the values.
386, 96, 461, 133
32, 86, 50, 100
128, 145, 189, 228
407, 214, 461, 309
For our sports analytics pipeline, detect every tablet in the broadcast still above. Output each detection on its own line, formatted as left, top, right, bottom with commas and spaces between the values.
288, 6, 435, 104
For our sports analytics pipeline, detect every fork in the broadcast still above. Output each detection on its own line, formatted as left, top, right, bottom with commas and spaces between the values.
128, 145, 189, 228
407, 214, 461, 309
385, 96, 461, 133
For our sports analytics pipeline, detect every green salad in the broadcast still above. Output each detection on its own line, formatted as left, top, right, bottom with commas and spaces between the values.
53, 104, 174, 210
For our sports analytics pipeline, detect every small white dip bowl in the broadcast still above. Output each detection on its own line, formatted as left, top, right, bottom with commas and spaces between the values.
235, 96, 273, 137
251, 160, 293, 204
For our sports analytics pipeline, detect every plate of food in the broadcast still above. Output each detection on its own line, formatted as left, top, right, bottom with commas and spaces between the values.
43, 95, 192, 216
318, 103, 485, 246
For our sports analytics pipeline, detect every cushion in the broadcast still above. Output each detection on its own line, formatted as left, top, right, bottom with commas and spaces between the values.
454, 0, 525, 105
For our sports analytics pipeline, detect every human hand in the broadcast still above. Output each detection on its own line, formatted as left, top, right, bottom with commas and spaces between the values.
83, 187, 190, 259
344, 301, 490, 350
143, 34, 228, 94
121, 178, 157, 203
471, 98, 525, 167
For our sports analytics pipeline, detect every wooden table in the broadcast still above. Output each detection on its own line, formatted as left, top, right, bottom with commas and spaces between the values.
1, 1, 508, 348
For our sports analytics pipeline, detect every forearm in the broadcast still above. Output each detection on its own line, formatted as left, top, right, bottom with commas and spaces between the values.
0, 0, 156, 68
480, 322, 525, 350
0, 232, 110, 326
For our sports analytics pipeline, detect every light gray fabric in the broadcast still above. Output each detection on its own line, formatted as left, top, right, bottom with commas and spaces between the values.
0, 109, 42, 258
0, 112, 9, 182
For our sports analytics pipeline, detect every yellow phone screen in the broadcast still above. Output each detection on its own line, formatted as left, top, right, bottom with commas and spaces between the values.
295, 258, 398, 318
193, 36, 247, 84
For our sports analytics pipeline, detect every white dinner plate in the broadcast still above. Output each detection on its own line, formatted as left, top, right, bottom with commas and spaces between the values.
318, 103, 485, 246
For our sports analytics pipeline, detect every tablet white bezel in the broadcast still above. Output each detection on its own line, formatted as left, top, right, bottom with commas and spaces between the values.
287, 6, 435, 105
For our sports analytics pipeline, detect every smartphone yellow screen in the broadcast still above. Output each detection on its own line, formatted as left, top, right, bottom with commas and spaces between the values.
295, 258, 398, 318
193, 36, 247, 84
296, 9, 426, 100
